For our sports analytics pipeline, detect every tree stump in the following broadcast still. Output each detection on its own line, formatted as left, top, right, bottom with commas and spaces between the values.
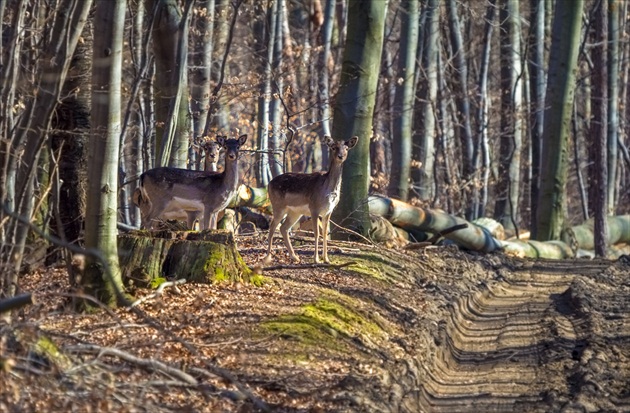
118, 230, 252, 288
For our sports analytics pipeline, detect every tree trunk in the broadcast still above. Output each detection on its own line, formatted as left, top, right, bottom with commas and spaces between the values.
534, 0, 584, 241
190, 0, 215, 147
388, 0, 418, 201
84, 0, 128, 307
589, 0, 609, 257
255, 0, 277, 186
331, 0, 387, 238
475, 0, 496, 219
48, 20, 92, 262
269, 0, 285, 178
528, 0, 545, 232
412, 0, 439, 203
607, 0, 619, 212
3, 0, 91, 300
445, 0, 474, 213
495, 0, 523, 231
119, 230, 253, 287
151, 0, 192, 168
205, 0, 232, 134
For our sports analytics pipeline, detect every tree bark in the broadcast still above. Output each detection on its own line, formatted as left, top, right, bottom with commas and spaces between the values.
331, 0, 387, 238
607, 0, 619, 212
151, 0, 192, 168
445, 0, 474, 212
535, 0, 584, 241
528, 0, 545, 232
119, 231, 253, 287
413, 0, 439, 203
589, 0, 609, 257
84, 0, 128, 307
495, 0, 523, 231
4, 0, 91, 300
388, 0, 418, 202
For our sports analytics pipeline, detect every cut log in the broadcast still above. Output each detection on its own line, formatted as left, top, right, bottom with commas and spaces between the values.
565, 215, 630, 250
367, 195, 502, 252
118, 230, 252, 288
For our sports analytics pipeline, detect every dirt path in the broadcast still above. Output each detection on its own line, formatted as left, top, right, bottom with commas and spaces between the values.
418, 258, 629, 412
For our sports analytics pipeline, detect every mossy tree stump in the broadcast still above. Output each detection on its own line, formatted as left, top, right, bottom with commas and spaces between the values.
118, 230, 252, 288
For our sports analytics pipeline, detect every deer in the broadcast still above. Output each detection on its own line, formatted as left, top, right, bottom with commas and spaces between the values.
132, 136, 224, 228
262, 135, 359, 264
195, 136, 222, 172
134, 134, 247, 230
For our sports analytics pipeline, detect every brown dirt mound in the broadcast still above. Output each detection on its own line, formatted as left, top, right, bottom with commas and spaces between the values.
1, 235, 629, 412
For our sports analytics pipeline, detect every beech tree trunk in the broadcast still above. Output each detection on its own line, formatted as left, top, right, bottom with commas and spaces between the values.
331, 0, 387, 238
84, 0, 127, 307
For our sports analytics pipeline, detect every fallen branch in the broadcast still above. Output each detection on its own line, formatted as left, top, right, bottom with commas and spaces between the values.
0, 293, 35, 314
426, 223, 469, 243
130, 279, 187, 308
68, 344, 198, 385
262, 261, 357, 271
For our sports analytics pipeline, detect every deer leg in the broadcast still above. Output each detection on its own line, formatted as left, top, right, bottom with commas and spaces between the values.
263, 209, 287, 265
145, 198, 168, 230
321, 214, 332, 263
280, 211, 302, 262
312, 211, 322, 264
185, 211, 199, 230
209, 212, 218, 230
200, 208, 212, 230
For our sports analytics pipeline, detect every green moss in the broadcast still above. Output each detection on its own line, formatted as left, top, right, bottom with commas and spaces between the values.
264, 314, 343, 349
212, 266, 229, 283
250, 274, 267, 286
347, 261, 386, 280
34, 336, 72, 371
150, 277, 167, 289
262, 295, 385, 350
341, 250, 408, 283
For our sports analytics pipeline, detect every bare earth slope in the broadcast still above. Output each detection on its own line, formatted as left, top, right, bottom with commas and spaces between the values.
1, 237, 629, 412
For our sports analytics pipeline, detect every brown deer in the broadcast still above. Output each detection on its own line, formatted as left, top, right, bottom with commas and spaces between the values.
134, 135, 247, 230
195, 136, 222, 172
263, 135, 358, 264
133, 136, 224, 228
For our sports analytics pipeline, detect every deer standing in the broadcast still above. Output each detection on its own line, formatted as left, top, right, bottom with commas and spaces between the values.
135, 135, 247, 230
133, 136, 223, 228
196, 136, 221, 172
263, 136, 358, 264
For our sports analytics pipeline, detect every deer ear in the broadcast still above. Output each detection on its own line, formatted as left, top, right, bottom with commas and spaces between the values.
216, 135, 226, 145
238, 134, 248, 145
324, 136, 334, 147
346, 136, 359, 148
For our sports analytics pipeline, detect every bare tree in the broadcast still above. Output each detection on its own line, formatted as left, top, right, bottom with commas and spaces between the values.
84, 0, 127, 306
528, 0, 545, 233
413, 0, 439, 202
388, 0, 419, 202
535, 0, 584, 240
1, 0, 92, 301
589, 0, 609, 257
150, 0, 193, 168
331, 0, 387, 237
445, 0, 474, 210
494, 0, 524, 231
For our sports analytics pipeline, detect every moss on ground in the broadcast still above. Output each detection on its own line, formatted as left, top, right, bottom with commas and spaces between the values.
262, 293, 387, 351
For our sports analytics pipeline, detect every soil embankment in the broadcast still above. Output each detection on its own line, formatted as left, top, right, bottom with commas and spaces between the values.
4, 239, 630, 412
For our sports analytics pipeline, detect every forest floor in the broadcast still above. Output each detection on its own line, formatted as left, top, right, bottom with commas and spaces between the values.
1, 233, 630, 412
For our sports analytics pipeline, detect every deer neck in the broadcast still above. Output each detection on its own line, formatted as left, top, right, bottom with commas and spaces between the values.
204, 159, 217, 172
323, 157, 344, 193
221, 157, 239, 190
